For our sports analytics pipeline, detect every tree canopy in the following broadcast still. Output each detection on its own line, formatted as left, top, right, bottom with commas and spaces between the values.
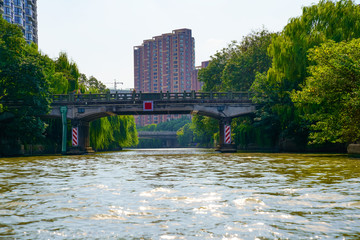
292, 39, 360, 144
0, 16, 138, 155
0, 17, 51, 147
199, 29, 274, 92
194, 29, 275, 147
250, 0, 360, 149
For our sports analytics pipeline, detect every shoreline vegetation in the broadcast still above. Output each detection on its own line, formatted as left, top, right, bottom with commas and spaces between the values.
1, 0, 360, 157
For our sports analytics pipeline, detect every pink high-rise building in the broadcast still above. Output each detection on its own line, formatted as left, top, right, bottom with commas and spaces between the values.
134, 28, 203, 126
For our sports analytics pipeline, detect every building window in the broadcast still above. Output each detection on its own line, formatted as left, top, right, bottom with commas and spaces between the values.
14, 16, 23, 25
4, 7, 11, 14
14, 8, 22, 15
26, 8, 32, 16
26, 33, 32, 41
26, 24, 32, 31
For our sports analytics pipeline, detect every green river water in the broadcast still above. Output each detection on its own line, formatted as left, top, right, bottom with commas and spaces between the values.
0, 149, 360, 239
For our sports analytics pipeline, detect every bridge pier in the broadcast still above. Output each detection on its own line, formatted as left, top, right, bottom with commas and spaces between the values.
67, 119, 94, 155
217, 118, 237, 153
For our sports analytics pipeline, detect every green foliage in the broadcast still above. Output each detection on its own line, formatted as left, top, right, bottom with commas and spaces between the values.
266, 0, 360, 93
292, 39, 360, 144
54, 52, 80, 92
191, 115, 218, 147
138, 124, 157, 132
90, 116, 138, 151
232, 116, 280, 149
198, 42, 237, 91
250, 0, 360, 149
0, 16, 137, 154
199, 30, 274, 92
177, 123, 194, 147
79, 74, 108, 93
222, 30, 275, 91
137, 139, 164, 148
195, 29, 275, 147
0, 17, 51, 148
41, 51, 81, 95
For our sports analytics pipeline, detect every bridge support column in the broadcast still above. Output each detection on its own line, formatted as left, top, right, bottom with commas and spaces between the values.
67, 119, 94, 155
60, 106, 68, 155
217, 118, 237, 153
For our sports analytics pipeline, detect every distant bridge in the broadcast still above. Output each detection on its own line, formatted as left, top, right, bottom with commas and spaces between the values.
138, 131, 178, 148
138, 131, 178, 139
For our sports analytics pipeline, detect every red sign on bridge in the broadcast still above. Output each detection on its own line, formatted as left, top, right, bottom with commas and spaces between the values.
143, 101, 153, 111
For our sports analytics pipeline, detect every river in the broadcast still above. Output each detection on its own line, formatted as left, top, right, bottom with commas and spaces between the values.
0, 149, 360, 239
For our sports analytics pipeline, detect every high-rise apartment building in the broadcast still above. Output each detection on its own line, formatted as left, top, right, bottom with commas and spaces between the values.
0, 0, 38, 44
134, 28, 201, 126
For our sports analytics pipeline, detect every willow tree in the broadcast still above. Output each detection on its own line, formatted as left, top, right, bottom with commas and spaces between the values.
251, 0, 360, 149
90, 116, 138, 151
53, 52, 80, 93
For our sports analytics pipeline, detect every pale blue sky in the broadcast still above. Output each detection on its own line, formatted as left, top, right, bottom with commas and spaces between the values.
37, 0, 360, 89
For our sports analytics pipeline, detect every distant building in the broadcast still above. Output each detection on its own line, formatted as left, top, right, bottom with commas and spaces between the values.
134, 28, 203, 126
191, 60, 209, 91
0, 0, 38, 44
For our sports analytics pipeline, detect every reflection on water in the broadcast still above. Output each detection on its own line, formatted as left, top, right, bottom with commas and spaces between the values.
1, 149, 360, 239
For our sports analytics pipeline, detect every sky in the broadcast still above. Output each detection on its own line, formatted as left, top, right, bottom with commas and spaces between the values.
37, 0, 360, 90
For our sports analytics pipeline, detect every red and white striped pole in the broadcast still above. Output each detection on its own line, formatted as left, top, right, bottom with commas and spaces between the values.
72, 127, 78, 147
224, 124, 231, 144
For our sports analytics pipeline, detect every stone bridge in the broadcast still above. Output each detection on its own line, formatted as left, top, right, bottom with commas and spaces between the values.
138, 131, 178, 139
138, 131, 178, 148
48, 91, 257, 154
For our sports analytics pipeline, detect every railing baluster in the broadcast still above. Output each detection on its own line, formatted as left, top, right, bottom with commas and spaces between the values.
49, 91, 251, 104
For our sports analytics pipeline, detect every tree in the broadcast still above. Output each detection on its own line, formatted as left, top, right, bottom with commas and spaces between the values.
191, 115, 218, 147
195, 30, 275, 147
198, 42, 237, 91
0, 17, 51, 152
222, 29, 275, 91
90, 116, 138, 151
251, 0, 360, 149
292, 39, 360, 144
54, 52, 80, 93
177, 123, 194, 147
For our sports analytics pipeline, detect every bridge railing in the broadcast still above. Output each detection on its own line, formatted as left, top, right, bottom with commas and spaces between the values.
51, 91, 252, 103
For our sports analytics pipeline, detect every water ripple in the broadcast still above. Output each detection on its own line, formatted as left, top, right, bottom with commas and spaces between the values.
0, 150, 360, 239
